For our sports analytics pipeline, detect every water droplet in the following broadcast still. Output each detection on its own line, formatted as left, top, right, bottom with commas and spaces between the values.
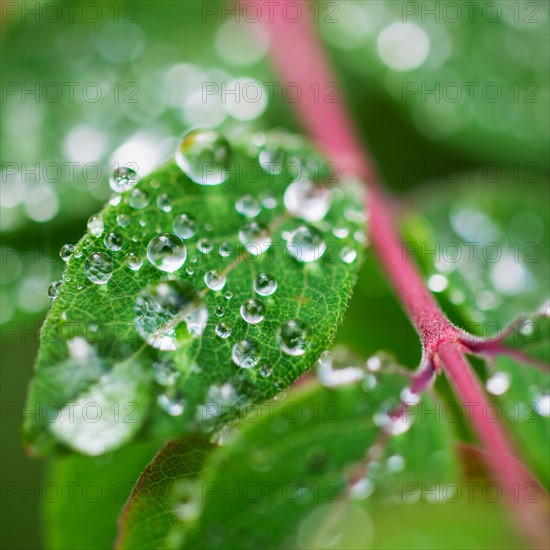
176, 129, 231, 186
387, 454, 406, 473
204, 269, 226, 291
286, 225, 326, 263
316, 349, 364, 387
197, 238, 214, 254
535, 394, 550, 417
240, 297, 265, 324
224, 291, 233, 300
158, 391, 186, 416
428, 274, 448, 293
128, 189, 150, 209
254, 273, 277, 296
125, 252, 143, 271
48, 280, 62, 299
261, 193, 277, 209
59, 244, 75, 262
258, 141, 285, 174
284, 178, 331, 222
147, 233, 186, 272
259, 365, 272, 377
400, 387, 421, 405
219, 241, 238, 258
239, 222, 272, 256
116, 214, 130, 227
215, 306, 225, 317
173, 213, 198, 239
350, 478, 375, 500
110, 166, 138, 193
104, 232, 122, 251
87, 214, 104, 237
235, 195, 260, 218
232, 340, 259, 368
153, 359, 180, 387
134, 280, 208, 351
215, 322, 232, 339
486, 371, 511, 395
277, 319, 310, 356
333, 227, 349, 239
157, 193, 172, 212
374, 410, 414, 435
340, 247, 357, 264
185, 266, 195, 276
84, 252, 113, 284
109, 194, 122, 206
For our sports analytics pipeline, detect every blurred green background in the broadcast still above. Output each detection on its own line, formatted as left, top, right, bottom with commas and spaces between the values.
1, 1, 548, 548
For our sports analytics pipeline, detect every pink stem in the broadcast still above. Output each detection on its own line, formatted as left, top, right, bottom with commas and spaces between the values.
438, 342, 548, 549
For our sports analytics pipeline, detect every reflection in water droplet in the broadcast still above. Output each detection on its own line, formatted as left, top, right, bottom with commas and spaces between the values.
104, 232, 122, 251
128, 189, 150, 209
125, 252, 143, 271
240, 297, 265, 324
232, 340, 259, 368
486, 371, 511, 395
286, 225, 326, 263
176, 129, 231, 186
236, 194, 261, 218
254, 273, 277, 296
215, 322, 232, 339
173, 213, 198, 239
284, 178, 331, 222
147, 233, 186, 272
239, 222, 272, 256
277, 319, 310, 356
59, 244, 75, 262
84, 252, 113, 284
87, 214, 104, 237
134, 280, 208, 350
204, 269, 226, 291
110, 166, 138, 193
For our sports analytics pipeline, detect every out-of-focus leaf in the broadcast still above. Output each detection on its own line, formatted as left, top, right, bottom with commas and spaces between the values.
116, 435, 214, 550
24, 129, 366, 456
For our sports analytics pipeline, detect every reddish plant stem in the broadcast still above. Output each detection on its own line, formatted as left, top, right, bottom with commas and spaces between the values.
252, 1, 547, 547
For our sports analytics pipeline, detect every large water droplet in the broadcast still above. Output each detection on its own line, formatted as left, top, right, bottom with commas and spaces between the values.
284, 178, 331, 222
84, 252, 113, 284
134, 280, 208, 351
87, 214, 104, 237
173, 213, 198, 239
147, 233, 186, 272
176, 129, 231, 186
235, 194, 260, 218
254, 273, 277, 296
240, 297, 265, 324
104, 232, 122, 251
239, 222, 272, 256
204, 269, 226, 291
232, 340, 259, 368
110, 166, 138, 193
286, 225, 326, 263
277, 319, 310, 356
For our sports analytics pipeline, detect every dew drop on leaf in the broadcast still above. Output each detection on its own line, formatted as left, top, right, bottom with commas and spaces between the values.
146, 233, 186, 272
240, 297, 265, 324
176, 129, 231, 186
173, 213, 198, 239
340, 246, 357, 264
486, 371, 511, 395
134, 280, 207, 351
127, 189, 150, 209
87, 214, 104, 237
157, 193, 172, 212
232, 340, 259, 368
197, 238, 214, 254
84, 252, 113, 284
284, 177, 331, 222
285, 225, 326, 263
116, 214, 130, 227
204, 269, 226, 291
277, 319, 311, 356
104, 232, 122, 251
110, 166, 138, 193
238, 221, 272, 256
152, 359, 180, 387
157, 390, 186, 416
125, 252, 143, 271
215, 322, 232, 339
59, 244, 74, 262
235, 194, 261, 218
48, 280, 62, 299
253, 272, 277, 296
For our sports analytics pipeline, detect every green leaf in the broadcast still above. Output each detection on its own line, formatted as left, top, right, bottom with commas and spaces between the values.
116, 435, 214, 550
166, 356, 457, 550
24, 129, 366, 456
404, 178, 549, 330
44, 440, 161, 550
